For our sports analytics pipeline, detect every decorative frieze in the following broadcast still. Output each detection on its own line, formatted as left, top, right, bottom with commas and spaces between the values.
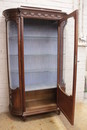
20, 9, 64, 19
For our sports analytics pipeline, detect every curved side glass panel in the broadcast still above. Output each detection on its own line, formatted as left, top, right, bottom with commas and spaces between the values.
7, 21, 19, 89
60, 17, 75, 96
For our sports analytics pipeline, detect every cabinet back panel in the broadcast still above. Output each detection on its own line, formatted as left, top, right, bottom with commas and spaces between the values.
25, 88, 56, 101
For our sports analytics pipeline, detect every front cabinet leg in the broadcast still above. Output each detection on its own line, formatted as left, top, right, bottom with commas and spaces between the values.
56, 108, 60, 115
22, 116, 26, 121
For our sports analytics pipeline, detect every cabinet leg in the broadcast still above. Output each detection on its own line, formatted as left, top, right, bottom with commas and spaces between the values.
22, 116, 26, 121
56, 109, 60, 115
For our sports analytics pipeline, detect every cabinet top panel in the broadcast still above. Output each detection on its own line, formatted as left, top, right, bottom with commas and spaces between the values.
3, 6, 67, 21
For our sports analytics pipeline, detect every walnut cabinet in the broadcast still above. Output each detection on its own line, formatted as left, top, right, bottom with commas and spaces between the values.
3, 6, 78, 125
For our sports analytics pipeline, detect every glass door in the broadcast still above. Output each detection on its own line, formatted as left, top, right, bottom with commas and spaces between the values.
57, 10, 78, 125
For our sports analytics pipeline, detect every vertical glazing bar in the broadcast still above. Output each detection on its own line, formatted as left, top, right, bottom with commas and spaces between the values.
18, 17, 22, 112
57, 22, 61, 106
20, 17, 26, 113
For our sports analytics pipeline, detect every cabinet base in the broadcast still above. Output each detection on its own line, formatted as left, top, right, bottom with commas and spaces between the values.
23, 106, 57, 117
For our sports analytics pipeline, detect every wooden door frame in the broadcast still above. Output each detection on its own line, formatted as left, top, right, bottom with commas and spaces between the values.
20, 16, 26, 114
57, 10, 78, 125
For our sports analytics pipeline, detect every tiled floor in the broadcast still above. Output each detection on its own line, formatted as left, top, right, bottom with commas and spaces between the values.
0, 102, 87, 130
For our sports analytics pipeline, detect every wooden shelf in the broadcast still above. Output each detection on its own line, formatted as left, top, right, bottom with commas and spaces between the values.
25, 85, 57, 91
26, 99, 56, 108
11, 68, 57, 73
9, 36, 57, 39
9, 53, 57, 57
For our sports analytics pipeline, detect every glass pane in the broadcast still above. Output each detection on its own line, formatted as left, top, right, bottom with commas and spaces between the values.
24, 19, 58, 91
7, 21, 19, 89
60, 17, 75, 96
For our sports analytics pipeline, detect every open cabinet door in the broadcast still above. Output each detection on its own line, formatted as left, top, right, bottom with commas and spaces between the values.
57, 10, 78, 125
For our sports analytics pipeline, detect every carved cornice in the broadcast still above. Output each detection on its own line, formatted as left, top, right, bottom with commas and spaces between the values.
3, 7, 67, 21
20, 9, 65, 20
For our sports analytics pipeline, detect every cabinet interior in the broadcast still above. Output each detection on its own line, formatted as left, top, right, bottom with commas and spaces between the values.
25, 88, 57, 113
24, 19, 58, 111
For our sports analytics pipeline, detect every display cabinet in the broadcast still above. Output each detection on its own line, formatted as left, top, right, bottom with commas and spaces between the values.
3, 6, 78, 125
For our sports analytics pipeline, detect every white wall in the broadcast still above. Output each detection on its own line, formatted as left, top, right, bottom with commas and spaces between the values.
77, 0, 87, 101
0, 0, 86, 113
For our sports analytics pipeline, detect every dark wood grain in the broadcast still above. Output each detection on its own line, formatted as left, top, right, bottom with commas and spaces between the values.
25, 88, 56, 101
57, 87, 73, 124
25, 89, 57, 115
9, 88, 22, 114
20, 16, 26, 113
18, 17, 22, 114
